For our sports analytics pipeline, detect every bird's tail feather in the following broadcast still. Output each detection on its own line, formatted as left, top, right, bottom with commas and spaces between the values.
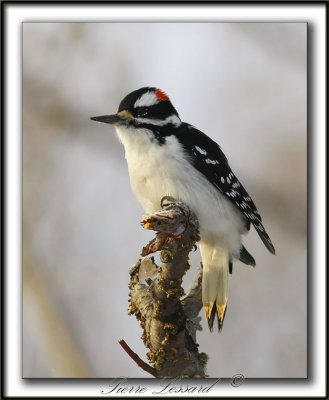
239, 246, 256, 266
200, 243, 229, 331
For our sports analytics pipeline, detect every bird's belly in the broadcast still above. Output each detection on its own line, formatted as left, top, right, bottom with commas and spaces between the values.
126, 146, 244, 253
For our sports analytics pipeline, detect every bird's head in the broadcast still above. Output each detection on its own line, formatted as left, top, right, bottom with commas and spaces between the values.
91, 87, 181, 128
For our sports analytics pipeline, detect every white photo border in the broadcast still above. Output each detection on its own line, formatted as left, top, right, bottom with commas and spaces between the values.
2, 2, 327, 398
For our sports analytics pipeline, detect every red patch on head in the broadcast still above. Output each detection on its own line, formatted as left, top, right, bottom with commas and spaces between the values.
155, 89, 169, 101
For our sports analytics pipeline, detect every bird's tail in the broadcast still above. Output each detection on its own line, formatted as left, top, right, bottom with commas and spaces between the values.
200, 242, 229, 331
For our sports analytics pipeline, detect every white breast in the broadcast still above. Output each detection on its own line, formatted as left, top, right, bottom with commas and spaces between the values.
115, 125, 245, 254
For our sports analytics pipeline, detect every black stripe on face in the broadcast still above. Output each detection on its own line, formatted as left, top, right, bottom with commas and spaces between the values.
133, 100, 180, 120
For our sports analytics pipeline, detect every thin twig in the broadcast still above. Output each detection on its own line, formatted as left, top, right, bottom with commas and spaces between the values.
118, 339, 157, 377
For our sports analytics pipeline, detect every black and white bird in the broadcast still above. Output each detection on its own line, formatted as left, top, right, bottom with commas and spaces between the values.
91, 87, 275, 331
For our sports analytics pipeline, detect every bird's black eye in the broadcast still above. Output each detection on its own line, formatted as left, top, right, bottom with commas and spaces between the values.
136, 107, 149, 118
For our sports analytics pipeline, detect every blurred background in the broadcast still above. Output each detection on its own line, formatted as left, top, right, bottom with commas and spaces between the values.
23, 22, 307, 378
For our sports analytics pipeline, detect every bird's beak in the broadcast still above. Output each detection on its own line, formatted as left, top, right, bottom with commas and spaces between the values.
90, 110, 133, 125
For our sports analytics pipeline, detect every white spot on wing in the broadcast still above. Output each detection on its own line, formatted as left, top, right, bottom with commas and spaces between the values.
205, 158, 218, 165
195, 146, 207, 156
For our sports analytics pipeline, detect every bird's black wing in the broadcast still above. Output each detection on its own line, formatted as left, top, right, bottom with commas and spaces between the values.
175, 123, 275, 254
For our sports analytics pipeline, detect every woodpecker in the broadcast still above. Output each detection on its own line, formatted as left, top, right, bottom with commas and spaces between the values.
91, 87, 275, 331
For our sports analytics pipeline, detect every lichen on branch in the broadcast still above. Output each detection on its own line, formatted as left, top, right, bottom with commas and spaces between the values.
125, 197, 208, 378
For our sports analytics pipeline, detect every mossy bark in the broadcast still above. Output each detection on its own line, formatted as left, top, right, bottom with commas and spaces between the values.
127, 198, 208, 378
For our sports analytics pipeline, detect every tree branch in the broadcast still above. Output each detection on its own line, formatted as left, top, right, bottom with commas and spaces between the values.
126, 197, 208, 378
118, 339, 157, 377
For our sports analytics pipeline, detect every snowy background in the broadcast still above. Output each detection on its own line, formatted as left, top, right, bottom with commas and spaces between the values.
23, 22, 307, 378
